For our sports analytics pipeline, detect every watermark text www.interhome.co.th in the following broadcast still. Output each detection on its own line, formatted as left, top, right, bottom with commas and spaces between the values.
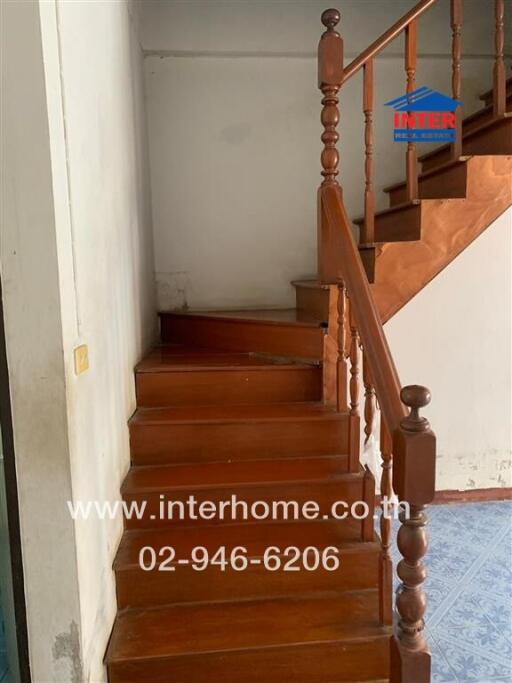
67, 495, 410, 523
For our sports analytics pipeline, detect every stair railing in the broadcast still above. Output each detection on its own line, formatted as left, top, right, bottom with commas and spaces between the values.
316, 5, 457, 682
321, 0, 507, 247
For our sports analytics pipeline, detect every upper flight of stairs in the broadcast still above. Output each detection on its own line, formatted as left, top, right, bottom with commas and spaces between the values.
301, 80, 512, 323
106, 319, 385, 682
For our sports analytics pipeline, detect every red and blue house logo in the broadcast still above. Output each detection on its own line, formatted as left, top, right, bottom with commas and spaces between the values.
385, 87, 462, 143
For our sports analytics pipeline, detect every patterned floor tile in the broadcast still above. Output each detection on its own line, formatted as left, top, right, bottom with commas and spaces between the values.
436, 637, 511, 682
384, 501, 512, 682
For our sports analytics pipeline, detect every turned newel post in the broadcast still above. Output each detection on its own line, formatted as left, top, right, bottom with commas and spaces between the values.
391, 386, 436, 683
318, 9, 343, 187
317, 9, 344, 283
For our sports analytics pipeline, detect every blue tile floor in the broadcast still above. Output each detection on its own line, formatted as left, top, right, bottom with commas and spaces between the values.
390, 501, 512, 683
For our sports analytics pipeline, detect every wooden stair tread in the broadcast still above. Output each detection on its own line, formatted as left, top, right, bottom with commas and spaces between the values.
291, 279, 329, 290
106, 590, 387, 663
418, 112, 511, 163
293, 279, 325, 291
114, 523, 379, 568
160, 309, 325, 328
122, 455, 353, 493
382, 157, 469, 193
130, 401, 343, 425
136, 346, 317, 373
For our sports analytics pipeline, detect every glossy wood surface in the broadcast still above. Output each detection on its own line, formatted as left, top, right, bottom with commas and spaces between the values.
391, 387, 436, 683
354, 200, 422, 243
342, 0, 438, 82
160, 310, 325, 360
107, 592, 389, 683
419, 114, 512, 171
136, 347, 321, 407
372, 155, 512, 322
320, 184, 406, 435
115, 530, 380, 608
384, 158, 468, 206
109, 304, 385, 679
362, 58, 375, 244
293, 279, 330, 321
493, 0, 506, 116
405, 20, 419, 201
130, 402, 349, 465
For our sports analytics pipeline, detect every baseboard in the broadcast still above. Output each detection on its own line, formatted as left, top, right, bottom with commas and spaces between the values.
433, 487, 512, 504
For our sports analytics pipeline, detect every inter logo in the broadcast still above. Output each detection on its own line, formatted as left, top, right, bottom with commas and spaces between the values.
385, 87, 462, 142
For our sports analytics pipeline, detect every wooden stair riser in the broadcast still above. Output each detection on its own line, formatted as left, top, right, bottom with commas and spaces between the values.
160, 314, 325, 361
130, 416, 349, 465
386, 160, 468, 207
115, 543, 380, 609
123, 476, 371, 529
420, 115, 512, 172
108, 637, 389, 683
294, 284, 329, 322
136, 366, 322, 407
354, 202, 422, 244
463, 100, 512, 136
480, 79, 512, 107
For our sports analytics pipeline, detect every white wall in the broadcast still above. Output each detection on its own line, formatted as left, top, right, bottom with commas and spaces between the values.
386, 208, 512, 492
1, 0, 155, 680
141, 0, 511, 309
1, 2, 84, 680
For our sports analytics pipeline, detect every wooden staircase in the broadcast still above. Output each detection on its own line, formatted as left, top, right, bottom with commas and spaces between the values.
106, 328, 386, 682
106, 2, 510, 681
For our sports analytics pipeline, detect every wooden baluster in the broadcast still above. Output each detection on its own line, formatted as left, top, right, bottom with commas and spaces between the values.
450, 0, 463, 159
390, 386, 436, 683
346, 299, 361, 472
318, 9, 343, 187
362, 58, 375, 244
379, 420, 393, 625
405, 20, 418, 201
362, 351, 375, 443
336, 281, 349, 412
493, 0, 506, 116
348, 303, 360, 417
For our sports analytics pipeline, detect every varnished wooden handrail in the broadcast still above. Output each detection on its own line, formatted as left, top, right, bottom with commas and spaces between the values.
320, 184, 406, 434
343, 0, 438, 82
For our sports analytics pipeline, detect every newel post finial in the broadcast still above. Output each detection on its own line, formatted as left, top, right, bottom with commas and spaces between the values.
400, 385, 431, 432
321, 8, 341, 31
318, 8, 343, 187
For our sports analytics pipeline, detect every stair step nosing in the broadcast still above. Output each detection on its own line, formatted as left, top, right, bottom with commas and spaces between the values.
107, 629, 389, 665
130, 412, 345, 427
136, 364, 319, 374
121, 469, 361, 495
159, 311, 325, 330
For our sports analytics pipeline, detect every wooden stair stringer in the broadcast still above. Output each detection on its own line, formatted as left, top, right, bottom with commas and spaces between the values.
371, 155, 512, 323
